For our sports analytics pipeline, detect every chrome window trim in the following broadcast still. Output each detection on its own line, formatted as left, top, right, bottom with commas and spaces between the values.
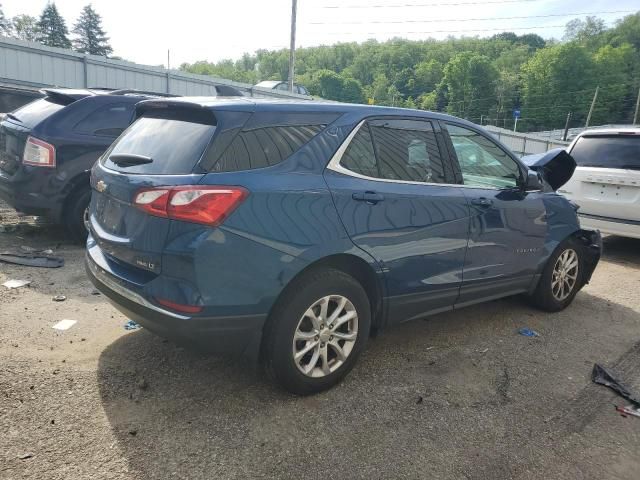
326, 119, 505, 190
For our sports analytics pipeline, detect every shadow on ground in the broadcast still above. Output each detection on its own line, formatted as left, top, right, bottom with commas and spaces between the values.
97, 288, 640, 479
601, 235, 640, 267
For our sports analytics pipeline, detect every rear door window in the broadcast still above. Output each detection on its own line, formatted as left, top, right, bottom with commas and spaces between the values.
369, 119, 446, 183
570, 136, 640, 170
8, 98, 66, 128
102, 109, 216, 174
74, 103, 134, 137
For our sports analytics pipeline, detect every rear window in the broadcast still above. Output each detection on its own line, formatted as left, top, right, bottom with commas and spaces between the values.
571, 135, 640, 170
102, 109, 216, 174
9, 98, 66, 128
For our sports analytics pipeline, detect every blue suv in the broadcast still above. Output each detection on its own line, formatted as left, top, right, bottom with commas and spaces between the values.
85, 98, 601, 394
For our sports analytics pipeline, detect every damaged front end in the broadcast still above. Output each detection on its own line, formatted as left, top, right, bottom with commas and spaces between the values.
521, 148, 576, 191
572, 228, 602, 287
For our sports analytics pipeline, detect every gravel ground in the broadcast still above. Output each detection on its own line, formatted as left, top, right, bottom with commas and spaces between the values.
1, 200, 640, 479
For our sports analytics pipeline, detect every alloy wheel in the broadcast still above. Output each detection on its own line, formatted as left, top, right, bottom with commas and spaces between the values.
551, 248, 579, 301
292, 295, 359, 378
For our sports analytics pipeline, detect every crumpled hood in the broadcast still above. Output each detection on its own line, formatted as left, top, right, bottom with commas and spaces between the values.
521, 148, 576, 191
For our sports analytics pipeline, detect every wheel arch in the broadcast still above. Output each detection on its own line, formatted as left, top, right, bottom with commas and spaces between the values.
259, 253, 386, 360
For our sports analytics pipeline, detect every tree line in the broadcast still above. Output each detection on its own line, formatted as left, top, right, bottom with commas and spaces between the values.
182, 13, 640, 131
0, 2, 112, 56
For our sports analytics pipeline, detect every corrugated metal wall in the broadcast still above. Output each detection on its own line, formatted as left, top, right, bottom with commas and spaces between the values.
483, 125, 569, 157
0, 36, 309, 99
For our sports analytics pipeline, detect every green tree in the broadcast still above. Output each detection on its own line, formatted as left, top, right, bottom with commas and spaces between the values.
37, 3, 71, 49
564, 16, 607, 49
409, 59, 443, 97
12, 15, 39, 42
610, 13, 640, 50
521, 43, 596, 130
0, 3, 12, 36
72, 5, 112, 56
591, 43, 638, 124
442, 52, 498, 121
313, 70, 364, 103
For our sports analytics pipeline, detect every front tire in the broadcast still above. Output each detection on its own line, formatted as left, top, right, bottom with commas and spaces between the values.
530, 237, 585, 312
263, 268, 371, 395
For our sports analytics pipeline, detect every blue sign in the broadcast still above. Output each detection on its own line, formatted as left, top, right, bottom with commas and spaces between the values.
513, 109, 521, 119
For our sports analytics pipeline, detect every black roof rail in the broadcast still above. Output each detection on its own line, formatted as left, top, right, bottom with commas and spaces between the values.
109, 89, 178, 97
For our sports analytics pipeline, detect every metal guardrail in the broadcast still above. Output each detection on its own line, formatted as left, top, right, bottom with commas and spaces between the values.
0, 36, 311, 100
483, 125, 569, 157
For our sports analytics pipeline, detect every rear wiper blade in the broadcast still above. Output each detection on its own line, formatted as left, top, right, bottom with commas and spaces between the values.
109, 153, 153, 167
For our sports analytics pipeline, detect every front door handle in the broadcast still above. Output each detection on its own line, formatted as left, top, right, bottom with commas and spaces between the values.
471, 197, 493, 207
352, 191, 385, 204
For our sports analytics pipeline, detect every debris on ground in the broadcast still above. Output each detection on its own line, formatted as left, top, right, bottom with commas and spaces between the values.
616, 404, 640, 418
52, 319, 77, 331
0, 251, 64, 268
138, 379, 149, 390
2, 279, 31, 289
20, 246, 54, 255
518, 328, 540, 337
591, 363, 640, 407
91, 289, 101, 296
18, 453, 34, 460
124, 320, 141, 331
52, 295, 66, 302
478, 348, 489, 354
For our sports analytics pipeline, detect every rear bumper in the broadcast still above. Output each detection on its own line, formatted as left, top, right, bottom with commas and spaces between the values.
578, 213, 640, 240
0, 169, 63, 220
85, 245, 267, 359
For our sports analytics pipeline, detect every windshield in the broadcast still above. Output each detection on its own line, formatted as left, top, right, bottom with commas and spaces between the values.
571, 135, 640, 170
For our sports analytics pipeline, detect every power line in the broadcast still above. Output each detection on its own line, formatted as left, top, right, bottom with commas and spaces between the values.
308, 10, 634, 25
319, 25, 579, 36
317, 0, 541, 8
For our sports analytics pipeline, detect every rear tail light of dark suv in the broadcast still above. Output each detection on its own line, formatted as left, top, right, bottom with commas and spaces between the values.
23, 136, 56, 167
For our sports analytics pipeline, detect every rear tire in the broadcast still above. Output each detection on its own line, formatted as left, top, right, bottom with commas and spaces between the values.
263, 268, 371, 395
65, 187, 91, 243
529, 237, 585, 312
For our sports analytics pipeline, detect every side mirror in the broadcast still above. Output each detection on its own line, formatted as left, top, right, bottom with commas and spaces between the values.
524, 170, 543, 191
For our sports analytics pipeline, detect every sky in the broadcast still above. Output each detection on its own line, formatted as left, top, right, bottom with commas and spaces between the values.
2, 0, 638, 68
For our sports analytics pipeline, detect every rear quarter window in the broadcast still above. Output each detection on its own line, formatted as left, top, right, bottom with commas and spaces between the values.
101, 109, 216, 175
74, 103, 134, 137
210, 112, 339, 172
571, 136, 640, 170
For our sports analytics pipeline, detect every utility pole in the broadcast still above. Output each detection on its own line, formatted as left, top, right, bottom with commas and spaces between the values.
633, 86, 640, 125
585, 85, 599, 128
287, 0, 297, 93
562, 112, 572, 141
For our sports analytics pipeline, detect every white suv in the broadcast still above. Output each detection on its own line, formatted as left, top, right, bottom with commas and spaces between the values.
560, 128, 640, 239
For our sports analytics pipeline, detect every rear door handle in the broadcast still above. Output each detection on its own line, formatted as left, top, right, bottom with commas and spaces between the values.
352, 191, 385, 204
471, 197, 493, 207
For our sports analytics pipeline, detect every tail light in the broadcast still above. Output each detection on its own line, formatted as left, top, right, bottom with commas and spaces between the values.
23, 136, 56, 167
133, 186, 248, 226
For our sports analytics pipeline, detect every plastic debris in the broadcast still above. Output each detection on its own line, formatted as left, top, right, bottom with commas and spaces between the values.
52, 295, 66, 302
2, 279, 31, 289
18, 453, 34, 460
124, 320, 141, 331
0, 252, 64, 268
592, 363, 640, 407
518, 328, 540, 337
616, 405, 640, 418
52, 319, 77, 331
